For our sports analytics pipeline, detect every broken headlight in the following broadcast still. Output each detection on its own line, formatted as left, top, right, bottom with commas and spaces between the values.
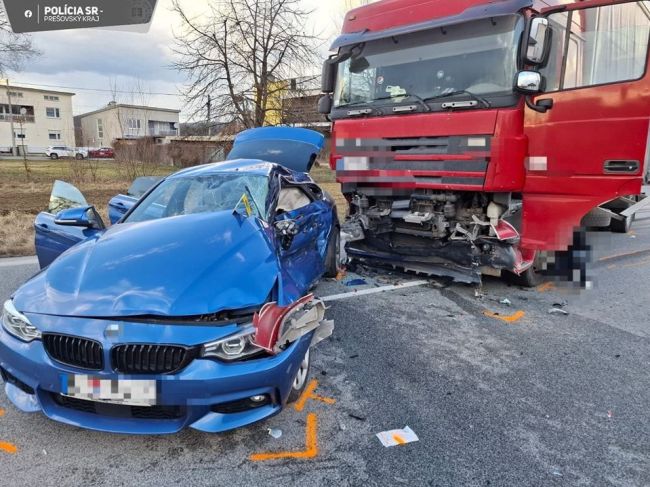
201, 325, 265, 362
2, 300, 41, 342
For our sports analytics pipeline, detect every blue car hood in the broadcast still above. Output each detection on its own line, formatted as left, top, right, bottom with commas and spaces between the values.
14, 212, 280, 318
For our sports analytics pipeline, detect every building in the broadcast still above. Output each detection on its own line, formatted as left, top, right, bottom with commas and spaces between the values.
75, 102, 181, 147
0, 82, 75, 154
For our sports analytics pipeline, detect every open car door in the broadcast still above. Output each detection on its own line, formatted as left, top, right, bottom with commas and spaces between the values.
226, 127, 325, 173
34, 181, 105, 269
107, 176, 162, 224
522, 0, 650, 250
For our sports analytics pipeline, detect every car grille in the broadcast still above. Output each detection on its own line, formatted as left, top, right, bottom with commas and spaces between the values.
42, 333, 104, 370
51, 393, 184, 420
111, 344, 196, 374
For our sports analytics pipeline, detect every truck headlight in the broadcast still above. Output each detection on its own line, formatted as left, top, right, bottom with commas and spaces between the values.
2, 300, 41, 342
201, 325, 265, 362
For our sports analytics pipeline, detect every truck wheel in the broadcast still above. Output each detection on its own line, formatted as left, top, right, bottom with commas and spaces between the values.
288, 349, 311, 403
324, 224, 340, 278
504, 267, 539, 288
610, 214, 634, 233
50, 153, 58, 160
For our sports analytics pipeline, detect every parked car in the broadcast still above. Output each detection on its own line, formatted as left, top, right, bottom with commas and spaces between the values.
89, 147, 115, 159
0, 127, 338, 434
45, 146, 87, 160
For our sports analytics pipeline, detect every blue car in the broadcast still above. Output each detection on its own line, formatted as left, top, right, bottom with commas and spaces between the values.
0, 127, 338, 434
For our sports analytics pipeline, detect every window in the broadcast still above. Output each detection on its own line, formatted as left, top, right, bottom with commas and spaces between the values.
97, 119, 104, 139
48, 131, 61, 140
8, 92, 23, 98
14, 130, 25, 139
127, 118, 142, 129
44, 95, 60, 101
541, 2, 650, 91
46, 107, 60, 118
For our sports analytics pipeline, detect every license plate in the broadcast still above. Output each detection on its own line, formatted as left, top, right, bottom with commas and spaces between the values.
63, 375, 157, 406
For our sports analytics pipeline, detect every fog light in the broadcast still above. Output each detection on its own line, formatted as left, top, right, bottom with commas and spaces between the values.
250, 394, 266, 403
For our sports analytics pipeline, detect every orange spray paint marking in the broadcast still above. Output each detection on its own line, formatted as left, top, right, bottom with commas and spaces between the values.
0, 442, 17, 454
483, 310, 525, 323
0, 408, 5, 417
250, 412, 318, 461
536, 282, 556, 292
294, 379, 336, 412
392, 433, 406, 445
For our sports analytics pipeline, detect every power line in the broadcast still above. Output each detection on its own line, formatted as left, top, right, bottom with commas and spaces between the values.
10, 80, 181, 96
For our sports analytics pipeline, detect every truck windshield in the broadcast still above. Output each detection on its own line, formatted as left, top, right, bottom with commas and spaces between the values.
334, 15, 524, 110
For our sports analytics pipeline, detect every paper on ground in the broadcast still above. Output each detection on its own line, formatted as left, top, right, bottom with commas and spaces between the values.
376, 426, 419, 447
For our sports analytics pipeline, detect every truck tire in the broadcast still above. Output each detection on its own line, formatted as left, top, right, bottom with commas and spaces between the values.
504, 267, 539, 288
288, 349, 311, 403
324, 224, 340, 278
610, 214, 634, 233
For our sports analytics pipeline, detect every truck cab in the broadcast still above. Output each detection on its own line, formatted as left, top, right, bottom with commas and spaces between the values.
321, 0, 650, 284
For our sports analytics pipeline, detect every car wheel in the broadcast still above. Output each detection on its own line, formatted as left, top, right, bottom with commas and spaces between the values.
50, 153, 58, 160
75, 153, 84, 160
503, 267, 539, 288
324, 225, 340, 278
610, 214, 634, 233
288, 348, 311, 403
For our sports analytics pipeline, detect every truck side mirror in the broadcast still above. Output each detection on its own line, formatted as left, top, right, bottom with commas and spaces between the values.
524, 17, 551, 65
321, 58, 337, 93
515, 71, 544, 94
318, 94, 333, 114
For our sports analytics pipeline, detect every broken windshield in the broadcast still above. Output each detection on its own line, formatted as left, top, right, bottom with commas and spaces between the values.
334, 15, 524, 111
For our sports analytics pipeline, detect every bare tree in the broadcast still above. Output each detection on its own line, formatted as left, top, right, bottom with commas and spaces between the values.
172, 0, 321, 129
0, 7, 38, 74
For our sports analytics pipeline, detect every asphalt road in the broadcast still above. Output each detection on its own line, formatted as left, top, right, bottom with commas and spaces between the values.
0, 206, 649, 486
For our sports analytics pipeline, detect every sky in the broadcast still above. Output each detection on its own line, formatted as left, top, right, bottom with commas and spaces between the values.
7, 0, 350, 121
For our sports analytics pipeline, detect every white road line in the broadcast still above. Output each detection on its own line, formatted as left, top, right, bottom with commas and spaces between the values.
0, 256, 38, 268
320, 280, 429, 302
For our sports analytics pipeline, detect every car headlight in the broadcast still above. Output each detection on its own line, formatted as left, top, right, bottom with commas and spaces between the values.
201, 325, 265, 362
2, 300, 41, 342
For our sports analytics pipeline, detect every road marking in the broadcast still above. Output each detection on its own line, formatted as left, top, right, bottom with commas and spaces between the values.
249, 413, 318, 461
0, 256, 38, 268
483, 310, 525, 323
0, 441, 17, 454
536, 282, 556, 292
294, 379, 336, 412
320, 280, 429, 302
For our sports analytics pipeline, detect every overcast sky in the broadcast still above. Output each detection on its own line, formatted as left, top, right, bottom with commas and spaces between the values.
8, 0, 347, 121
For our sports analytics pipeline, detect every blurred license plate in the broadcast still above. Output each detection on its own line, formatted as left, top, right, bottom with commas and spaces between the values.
63, 375, 157, 406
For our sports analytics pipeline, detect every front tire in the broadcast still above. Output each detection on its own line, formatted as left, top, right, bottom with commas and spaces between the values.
288, 348, 311, 403
50, 153, 58, 160
504, 266, 539, 288
324, 224, 340, 278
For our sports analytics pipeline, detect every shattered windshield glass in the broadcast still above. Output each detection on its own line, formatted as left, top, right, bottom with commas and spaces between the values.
125, 173, 269, 223
334, 15, 524, 109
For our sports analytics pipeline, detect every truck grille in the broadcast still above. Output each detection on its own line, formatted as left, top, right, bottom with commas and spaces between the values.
51, 393, 184, 420
111, 344, 196, 374
43, 333, 103, 370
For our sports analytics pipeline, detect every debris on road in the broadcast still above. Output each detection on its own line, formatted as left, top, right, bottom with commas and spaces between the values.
607, 410, 613, 419
500, 298, 512, 306
348, 413, 367, 421
548, 307, 569, 315
376, 426, 419, 447
345, 278, 368, 286
267, 428, 283, 439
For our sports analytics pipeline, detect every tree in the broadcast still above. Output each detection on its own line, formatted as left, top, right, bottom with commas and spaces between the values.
172, 0, 320, 129
0, 7, 38, 74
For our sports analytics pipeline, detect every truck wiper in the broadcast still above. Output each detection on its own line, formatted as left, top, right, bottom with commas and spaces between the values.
368, 93, 431, 112
423, 90, 492, 108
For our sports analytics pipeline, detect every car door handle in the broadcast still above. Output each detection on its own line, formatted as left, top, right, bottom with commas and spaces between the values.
604, 160, 639, 174
37, 223, 48, 229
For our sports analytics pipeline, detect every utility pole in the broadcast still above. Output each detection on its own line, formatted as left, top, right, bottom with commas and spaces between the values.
206, 95, 212, 136
6, 79, 17, 156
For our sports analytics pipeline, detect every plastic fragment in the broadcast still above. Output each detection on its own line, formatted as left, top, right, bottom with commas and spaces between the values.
376, 426, 419, 447
348, 413, 366, 421
267, 428, 282, 439
548, 307, 569, 315
345, 278, 368, 286
500, 298, 512, 306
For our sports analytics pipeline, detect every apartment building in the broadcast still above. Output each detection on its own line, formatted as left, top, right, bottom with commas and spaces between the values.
0, 82, 75, 154
75, 102, 180, 146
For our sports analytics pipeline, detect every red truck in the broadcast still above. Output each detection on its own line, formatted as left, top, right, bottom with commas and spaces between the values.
319, 0, 650, 285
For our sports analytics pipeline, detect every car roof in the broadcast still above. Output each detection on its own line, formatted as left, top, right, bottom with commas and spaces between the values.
168, 159, 281, 180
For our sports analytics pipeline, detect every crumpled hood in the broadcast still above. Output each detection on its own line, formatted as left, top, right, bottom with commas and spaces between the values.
14, 211, 280, 317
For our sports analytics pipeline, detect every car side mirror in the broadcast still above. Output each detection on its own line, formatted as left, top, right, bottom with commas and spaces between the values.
318, 94, 333, 114
55, 205, 105, 230
524, 17, 551, 65
515, 71, 544, 94
274, 218, 299, 250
